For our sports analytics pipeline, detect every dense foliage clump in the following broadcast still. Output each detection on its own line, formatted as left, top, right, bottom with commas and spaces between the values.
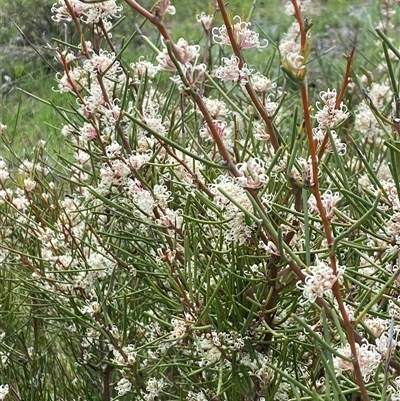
1, 0, 400, 400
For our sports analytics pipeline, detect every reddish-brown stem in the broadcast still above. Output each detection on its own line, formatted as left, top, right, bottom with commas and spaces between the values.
216, 0, 280, 152
317, 47, 355, 160
291, 0, 369, 396
64, 0, 90, 58
290, 0, 306, 53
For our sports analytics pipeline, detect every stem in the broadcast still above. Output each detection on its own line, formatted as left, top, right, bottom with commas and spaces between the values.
64, 0, 90, 57
216, 0, 280, 152
318, 47, 355, 160
290, 0, 306, 53
291, 0, 370, 397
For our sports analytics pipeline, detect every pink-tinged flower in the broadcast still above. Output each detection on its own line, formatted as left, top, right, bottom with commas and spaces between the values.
54, 68, 87, 93
202, 97, 231, 118
55, 50, 76, 65
251, 73, 276, 93
236, 158, 268, 188
214, 55, 252, 86
51, 0, 122, 24
196, 12, 213, 31
169, 63, 206, 91
155, 208, 183, 229
153, 0, 175, 18
74, 150, 90, 165
308, 190, 341, 218
83, 49, 121, 76
333, 342, 381, 382
213, 16, 268, 49
79, 123, 98, 141
291, 157, 316, 186
127, 152, 151, 171
200, 120, 230, 139
51, 0, 86, 22
143, 101, 167, 136
314, 88, 349, 129
298, 258, 345, 304
253, 122, 270, 141
131, 57, 158, 83
264, 95, 278, 117
24, 178, 37, 192
84, 1, 123, 24
313, 128, 347, 156
157, 38, 200, 71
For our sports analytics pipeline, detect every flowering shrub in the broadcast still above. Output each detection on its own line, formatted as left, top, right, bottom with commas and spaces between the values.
1, 0, 400, 400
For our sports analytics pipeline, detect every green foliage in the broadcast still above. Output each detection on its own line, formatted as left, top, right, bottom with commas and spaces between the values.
1, 0, 400, 400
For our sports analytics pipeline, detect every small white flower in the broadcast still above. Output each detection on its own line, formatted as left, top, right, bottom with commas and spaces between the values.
314, 88, 349, 129
157, 38, 200, 71
202, 97, 231, 118
144, 377, 165, 400
213, 16, 268, 49
115, 377, 132, 396
214, 55, 252, 86
196, 12, 213, 30
333, 342, 381, 382
251, 73, 276, 93
0, 384, 9, 401
131, 57, 158, 83
298, 258, 345, 304
0, 124, 7, 135
24, 178, 37, 192
308, 190, 341, 218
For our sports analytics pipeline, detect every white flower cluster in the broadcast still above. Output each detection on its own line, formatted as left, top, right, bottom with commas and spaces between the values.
313, 88, 348, 155
115, 377, 132, 396
236, 158, 269, 189
279, 22, 306, 79
51, 0, 122, 24
354, 82, 392, 145
308, 190, 341, 219
212, 16, 268, 49
251, 72, 276, 93
298, 258, 346, 304
157, 38, 200, 71
214, 55, 252, 87
209, 175, 260, 244
142, 377, 166, 401
333, 341, 381, 381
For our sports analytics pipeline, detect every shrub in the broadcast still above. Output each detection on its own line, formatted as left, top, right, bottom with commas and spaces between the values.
0, 0, 400, 400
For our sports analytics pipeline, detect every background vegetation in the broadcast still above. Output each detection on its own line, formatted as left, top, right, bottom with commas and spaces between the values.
1, 0, 383, 157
